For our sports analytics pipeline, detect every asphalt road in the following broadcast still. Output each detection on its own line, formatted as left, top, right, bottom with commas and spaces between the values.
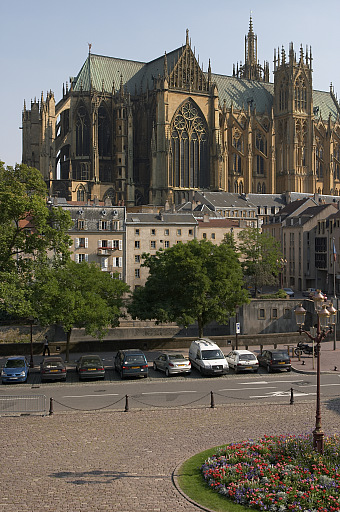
1, 368, 340, 414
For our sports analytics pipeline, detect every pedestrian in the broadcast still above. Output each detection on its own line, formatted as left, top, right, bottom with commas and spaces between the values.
43, 336, 50, 357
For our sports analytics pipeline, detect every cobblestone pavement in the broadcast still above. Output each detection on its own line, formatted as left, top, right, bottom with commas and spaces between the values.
1, 399, 340, 512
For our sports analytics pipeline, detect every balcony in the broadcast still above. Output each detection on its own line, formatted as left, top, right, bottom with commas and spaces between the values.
97, 247, 117, 256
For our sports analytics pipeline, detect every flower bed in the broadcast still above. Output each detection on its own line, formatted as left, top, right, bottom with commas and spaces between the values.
201, 434, 340, 511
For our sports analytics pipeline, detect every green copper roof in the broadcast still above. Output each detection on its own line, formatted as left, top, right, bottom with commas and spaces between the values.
72, 52, 340, 121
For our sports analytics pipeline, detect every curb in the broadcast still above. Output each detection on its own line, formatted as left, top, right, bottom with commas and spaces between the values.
172, 461, 216, 512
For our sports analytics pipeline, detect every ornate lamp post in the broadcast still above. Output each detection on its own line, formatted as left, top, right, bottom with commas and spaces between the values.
294, 291, 336, 454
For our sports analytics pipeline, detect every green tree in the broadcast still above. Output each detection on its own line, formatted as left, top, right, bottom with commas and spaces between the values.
128, 239, 249, 338
237, 228, 283, 294
31, 261, 129, 361
0, 162, 72, 317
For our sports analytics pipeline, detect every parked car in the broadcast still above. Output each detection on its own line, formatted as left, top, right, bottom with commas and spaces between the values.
225, 349, 259, 373
283, 287, 294, 297
302, 287, 316, 297
114, 349, 148, 379
40, 356, 67, 382
1, 356, 29, 384
153, 353, 191, 377
76, 355, 105, 380
257, 349, 291, 373
188, 338, 229, 375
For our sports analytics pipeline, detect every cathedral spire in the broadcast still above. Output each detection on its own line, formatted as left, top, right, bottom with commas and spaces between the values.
233, 15, 269, 82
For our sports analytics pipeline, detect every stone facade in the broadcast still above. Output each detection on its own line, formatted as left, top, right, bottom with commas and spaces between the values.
22, 18, 340, 207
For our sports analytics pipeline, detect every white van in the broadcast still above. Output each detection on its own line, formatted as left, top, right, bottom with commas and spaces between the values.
189, 338, 229, 375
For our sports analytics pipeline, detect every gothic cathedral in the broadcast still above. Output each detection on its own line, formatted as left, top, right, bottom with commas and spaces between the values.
22, 18, 340, 206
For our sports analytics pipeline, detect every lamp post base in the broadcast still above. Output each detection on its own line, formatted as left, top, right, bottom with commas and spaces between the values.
313, 427, 324, 454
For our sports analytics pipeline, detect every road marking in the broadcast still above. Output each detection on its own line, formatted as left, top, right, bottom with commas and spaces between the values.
239, 381, 268, 385
249, 391, 316, 398
219, 386, 277, 391
63, 393, 120, 398
301, 383, 340, 387
141, 391, 197, 395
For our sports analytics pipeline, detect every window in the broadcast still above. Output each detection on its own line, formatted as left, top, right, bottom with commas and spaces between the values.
272, 308, 278, 319
150, 241, 156, 249
177, 229, 182, 236
135, 255, 140, 263
112, 240, 123, 250
164, 241, 170, 248
75, 237, 88, 248
78, 219, 85, 230
151, 229, 156, 236
135, 241, 140, 249
99, 220, 109, 230
164, 229, 169, 236
101, 239, 108, 248
211, 233, 215, 240
76, 254, 88, 263
112, 257, 123, 268
202, 233, 207, 239
135, 229, 140, 236
135, 268, 140, 278
171, 99, 209, 189
258, 309, 265, 320
188, 229, 193, 236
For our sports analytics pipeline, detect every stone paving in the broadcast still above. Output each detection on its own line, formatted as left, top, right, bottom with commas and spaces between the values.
1, 399, 340, 511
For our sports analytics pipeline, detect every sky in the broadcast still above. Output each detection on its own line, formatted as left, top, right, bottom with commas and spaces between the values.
1, 0, 340, 168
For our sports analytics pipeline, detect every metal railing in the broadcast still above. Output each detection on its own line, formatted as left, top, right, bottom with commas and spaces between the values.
0, 395, 46, 415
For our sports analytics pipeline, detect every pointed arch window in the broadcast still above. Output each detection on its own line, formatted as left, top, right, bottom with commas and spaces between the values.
296, 120, 307, 167
171, 100, 209, 188
255, 131, 267, 156
76, 105, 90, 156
98, 105, 111, 157
334, 142, 340, 181
279, 77, 288, 111
295, 76, 307, 112
77, 186, 86, 202
316, 143, 324, 178
233, 153, 242, 174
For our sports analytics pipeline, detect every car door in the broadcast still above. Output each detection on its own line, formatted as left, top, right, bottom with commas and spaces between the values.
226, 351, 235, 369
158, 355, 166, 372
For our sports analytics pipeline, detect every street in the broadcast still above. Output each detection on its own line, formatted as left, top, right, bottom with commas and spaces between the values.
1, 367, 340, 413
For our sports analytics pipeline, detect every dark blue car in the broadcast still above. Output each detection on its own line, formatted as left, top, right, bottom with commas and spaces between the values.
1, 356, 29, 384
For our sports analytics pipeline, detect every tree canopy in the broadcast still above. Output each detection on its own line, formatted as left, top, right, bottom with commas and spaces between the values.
128, 239, 249, 338
0, 162, 72, 319
237, 227, 283, 293
31, 261, 129, 360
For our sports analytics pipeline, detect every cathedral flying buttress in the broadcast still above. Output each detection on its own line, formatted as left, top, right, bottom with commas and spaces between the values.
22, 18, 340, 206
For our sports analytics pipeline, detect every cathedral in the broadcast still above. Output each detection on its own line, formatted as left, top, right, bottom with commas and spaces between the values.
22, 17, 340, 207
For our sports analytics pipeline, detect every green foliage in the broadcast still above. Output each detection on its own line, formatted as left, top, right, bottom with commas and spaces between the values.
238, 228, 283, 291
0, 162, 72, 319
128, 239, 249, 337
32, 261, 129, 336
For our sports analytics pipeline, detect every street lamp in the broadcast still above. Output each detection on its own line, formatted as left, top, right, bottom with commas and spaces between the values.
294, 291, 336, 454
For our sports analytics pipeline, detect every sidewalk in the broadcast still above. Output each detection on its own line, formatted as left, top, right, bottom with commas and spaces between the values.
288, 339, 340, 374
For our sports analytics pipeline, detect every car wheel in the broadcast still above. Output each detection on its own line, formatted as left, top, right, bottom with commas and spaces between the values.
153, 362, 157, 371
234, 366, 239, 374
287, 367, 292, 372
199, 366, 204, 376
165, 368, 170, 378
267, 364, 271, 373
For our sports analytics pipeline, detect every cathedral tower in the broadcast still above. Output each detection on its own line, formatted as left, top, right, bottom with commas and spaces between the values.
274, 43, 314, 193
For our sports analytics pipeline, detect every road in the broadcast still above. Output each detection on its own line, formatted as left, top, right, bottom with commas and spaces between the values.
1, 367, 340, 413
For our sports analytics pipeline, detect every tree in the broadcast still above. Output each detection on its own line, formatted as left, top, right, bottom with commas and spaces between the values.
31, 261, 130, 361
0, 162, 72, 317
237, 228, 283, 294
128, 239, 249, 338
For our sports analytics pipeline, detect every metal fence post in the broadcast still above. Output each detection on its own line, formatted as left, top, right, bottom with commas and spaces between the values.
49, 397, 54, 415
125, 394, 129, 412
210, 391, 215, 409
290, 388, 294, 405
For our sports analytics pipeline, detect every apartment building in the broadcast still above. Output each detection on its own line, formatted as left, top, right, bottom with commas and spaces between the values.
55, 199, 126, 280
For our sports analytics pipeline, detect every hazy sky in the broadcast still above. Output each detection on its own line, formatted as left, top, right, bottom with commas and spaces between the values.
1, 0, 340, 167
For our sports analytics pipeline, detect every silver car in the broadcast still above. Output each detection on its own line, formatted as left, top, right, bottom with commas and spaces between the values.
225, 349, 259, 373
153, 353, 191, 377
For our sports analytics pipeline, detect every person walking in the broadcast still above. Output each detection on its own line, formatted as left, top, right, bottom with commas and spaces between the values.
43, 336, 50, 357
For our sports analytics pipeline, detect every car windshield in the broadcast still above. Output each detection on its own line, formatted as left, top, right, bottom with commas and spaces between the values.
239, 354, 256, 361
272, 352, 289, 360
5, 359, 25, 368
124, 355, 145, 364
81, 357, 101, 366
168, 354, 185, 360
201, 350, 224, 360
